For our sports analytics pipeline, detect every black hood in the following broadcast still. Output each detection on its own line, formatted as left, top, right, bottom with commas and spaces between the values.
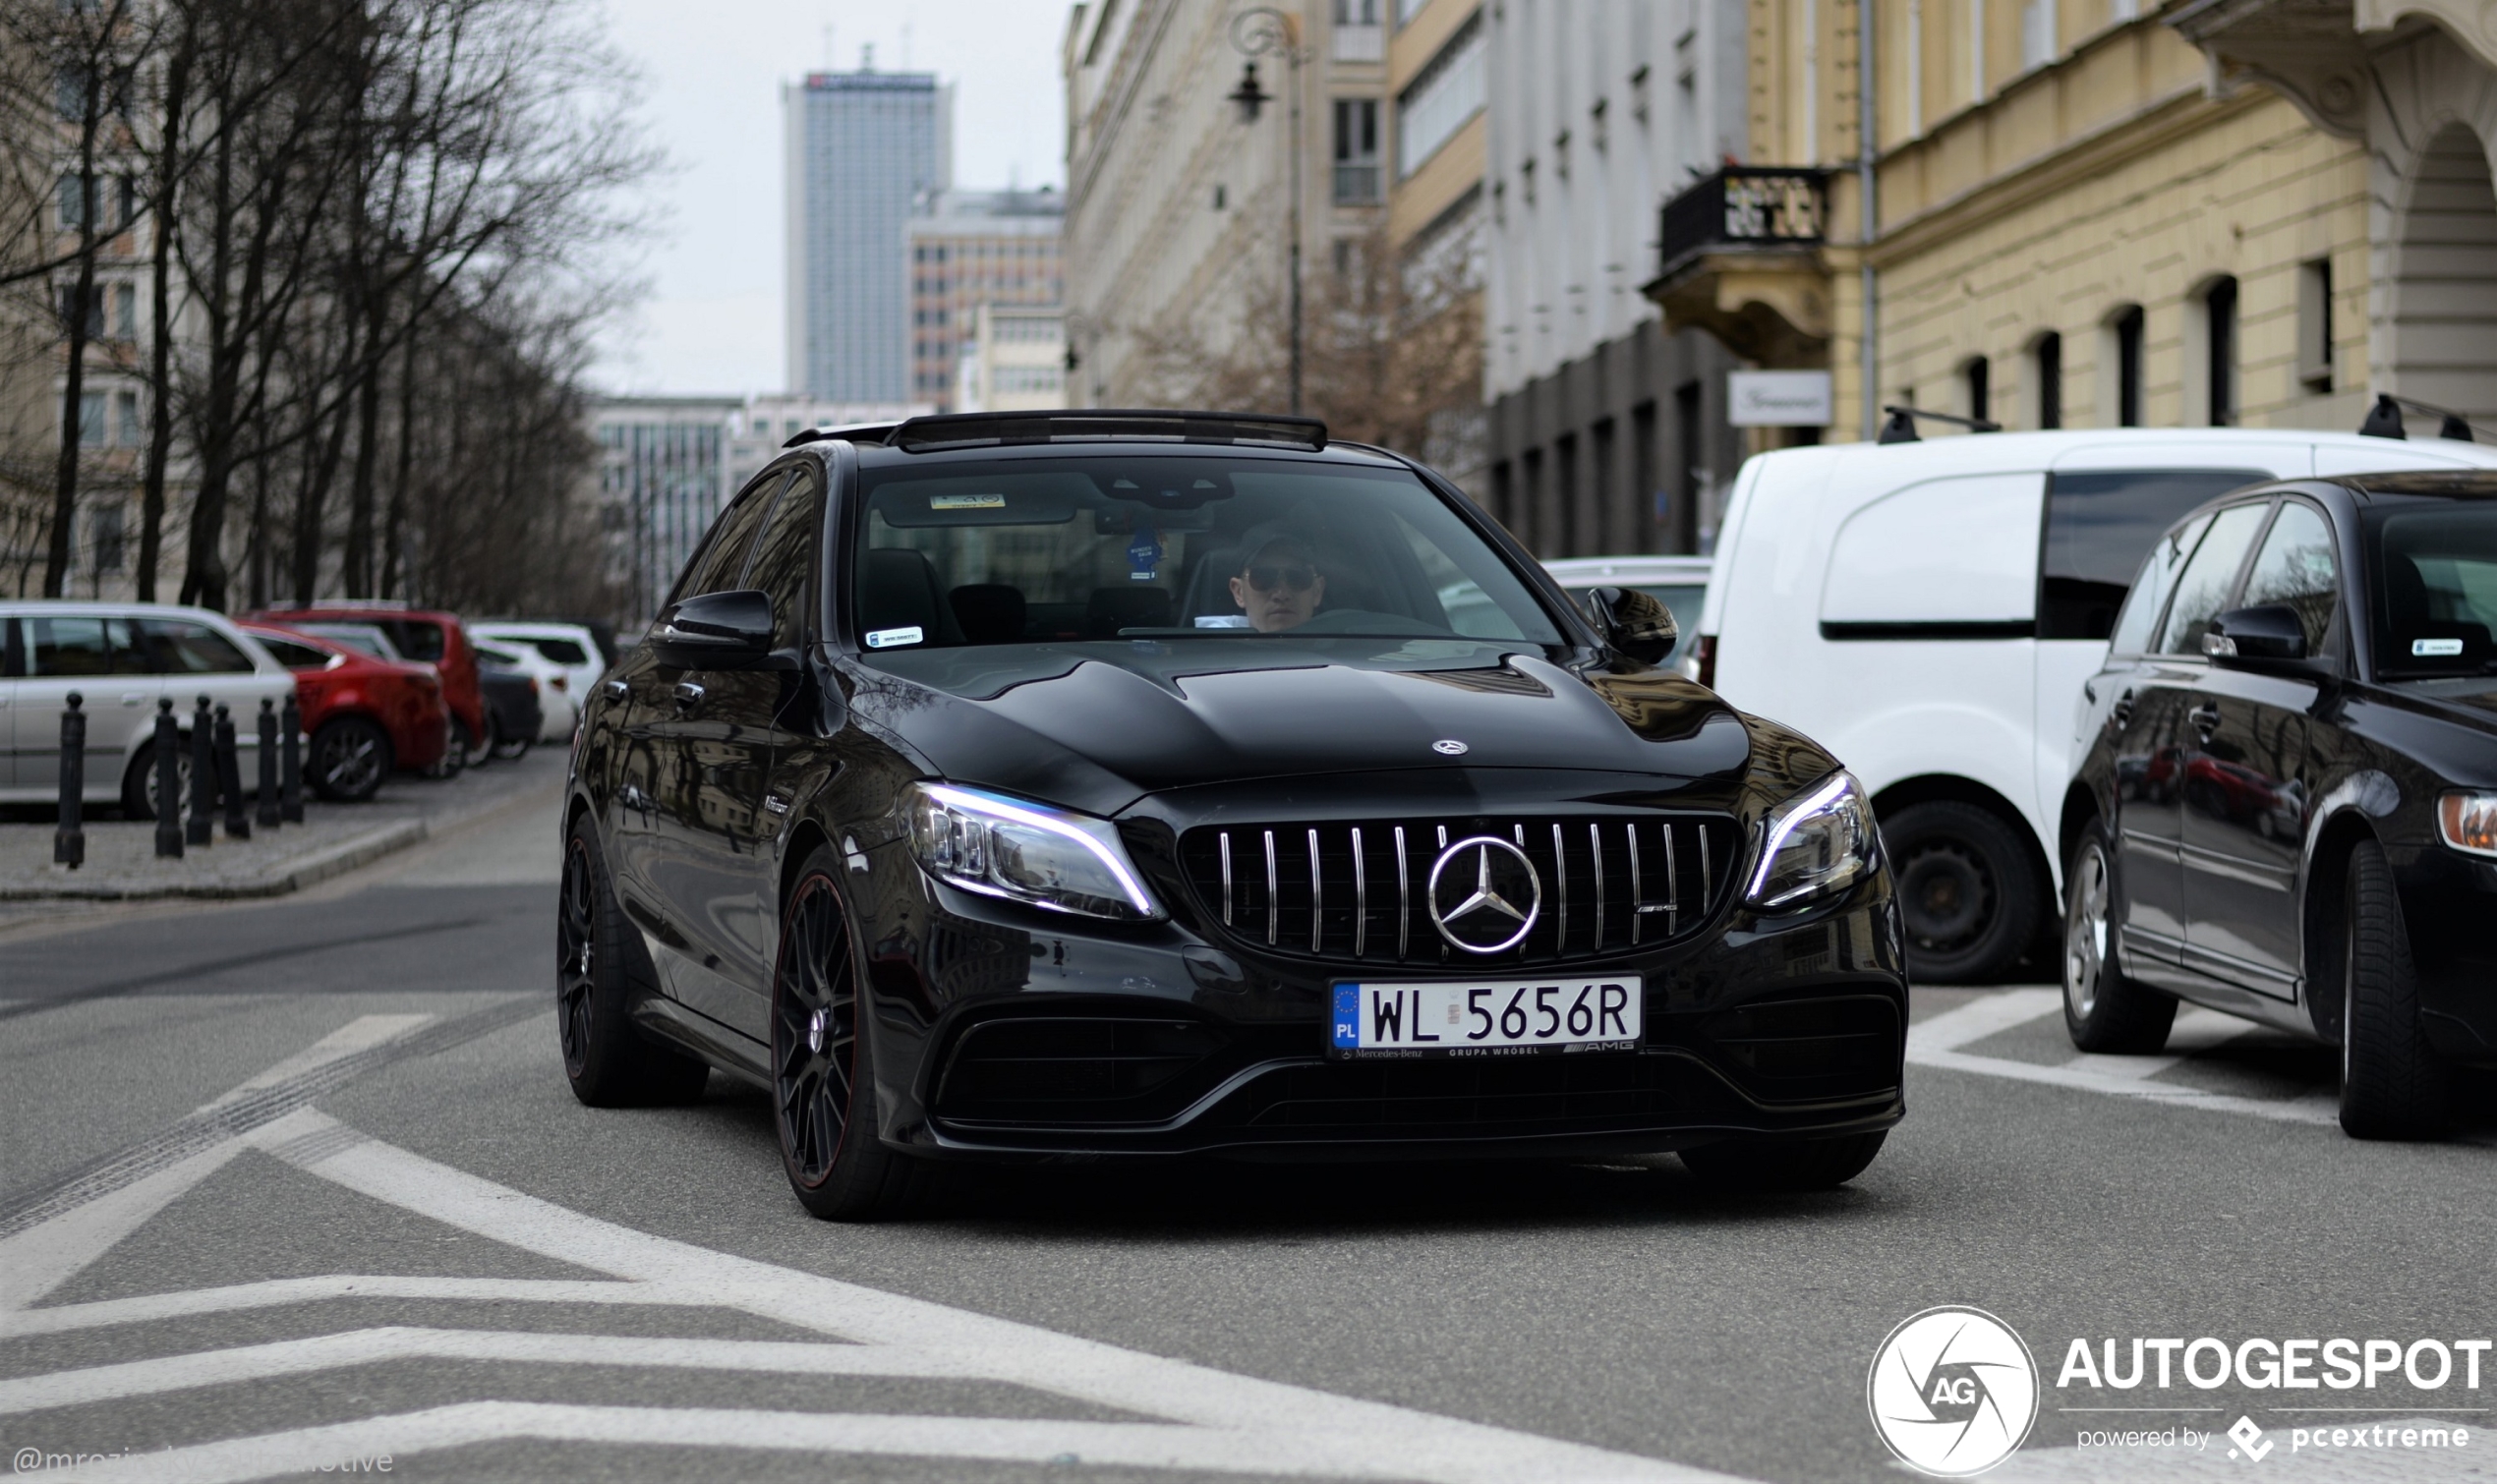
844, 639, 1756, 818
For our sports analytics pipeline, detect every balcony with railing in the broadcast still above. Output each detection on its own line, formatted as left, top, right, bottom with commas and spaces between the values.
1644, 166, 1833, 370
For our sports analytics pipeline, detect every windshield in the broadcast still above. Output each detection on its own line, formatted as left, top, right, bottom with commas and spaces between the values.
2370, 503, 2497, 676
852, 456, 1563, 650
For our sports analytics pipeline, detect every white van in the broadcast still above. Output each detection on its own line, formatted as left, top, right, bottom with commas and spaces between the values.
1693, 427, 2497, 982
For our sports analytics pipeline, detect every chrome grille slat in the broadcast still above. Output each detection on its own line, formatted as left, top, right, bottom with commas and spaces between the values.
1182, 814, 1734, 966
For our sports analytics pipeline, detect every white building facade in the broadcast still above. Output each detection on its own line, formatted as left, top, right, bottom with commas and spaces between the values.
957, 306, 1069, 414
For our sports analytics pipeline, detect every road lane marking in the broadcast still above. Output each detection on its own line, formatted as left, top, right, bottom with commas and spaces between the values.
2061, 1006, 2257, 1082
203, 1014, 436, 1107
1906, 991, 2339, 1127
0, 1276, 727, 1339
0, 1142, 249, 1313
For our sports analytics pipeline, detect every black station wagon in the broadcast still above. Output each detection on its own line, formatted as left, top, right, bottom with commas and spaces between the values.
558, 411, 1909, 1218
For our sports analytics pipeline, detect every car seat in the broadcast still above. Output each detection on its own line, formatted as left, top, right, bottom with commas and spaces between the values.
950, 584, 1027, 644
859, 548, 963, 644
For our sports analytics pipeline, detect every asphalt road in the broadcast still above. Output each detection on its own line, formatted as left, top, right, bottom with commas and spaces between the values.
4, 759, 2494, 1484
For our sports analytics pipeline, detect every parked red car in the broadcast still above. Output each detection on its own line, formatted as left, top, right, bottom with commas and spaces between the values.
240, 623, 449, 800
248, 604, 489, 770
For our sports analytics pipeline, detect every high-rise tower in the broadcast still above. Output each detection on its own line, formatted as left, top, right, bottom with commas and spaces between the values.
784, 69, 952, 399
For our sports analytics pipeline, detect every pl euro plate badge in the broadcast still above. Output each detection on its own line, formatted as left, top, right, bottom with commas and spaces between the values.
1331, 979, 1641, 1058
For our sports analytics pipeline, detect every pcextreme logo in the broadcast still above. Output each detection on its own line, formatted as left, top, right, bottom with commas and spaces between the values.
1868, 1306, 2042, 1477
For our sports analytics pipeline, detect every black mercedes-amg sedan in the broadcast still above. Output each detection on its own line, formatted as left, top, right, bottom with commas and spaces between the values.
2061, 470, 2497, 1139
558, 410, 1907, 1219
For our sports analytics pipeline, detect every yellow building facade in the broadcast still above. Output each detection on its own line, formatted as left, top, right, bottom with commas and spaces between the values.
1658, 0, 2497, 445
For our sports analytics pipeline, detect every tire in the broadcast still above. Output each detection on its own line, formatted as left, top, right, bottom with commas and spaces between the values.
1882, 799, 2041, 984
456, 714, 493, 770
2061, 820, 2177, 1053
491, 718, 531, 762
309, 716, 391, 802
557, 816, 710, 1108
2338, 838, 2448, 1139
121, 740, 194, 822
424, 719, 465, 779
772, 848, 921, 1221
1680, 1131, 1887, 1191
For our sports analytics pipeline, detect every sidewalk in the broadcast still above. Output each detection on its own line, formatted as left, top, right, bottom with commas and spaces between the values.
0, 748, 568, 904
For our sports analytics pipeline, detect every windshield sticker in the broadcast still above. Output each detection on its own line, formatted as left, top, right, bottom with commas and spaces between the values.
930, 493, 1006, 510
1193, 614, 1251, 629
865, 626, 925, 649
1128, 527, 1163, 582
2412, 638, 2465, 656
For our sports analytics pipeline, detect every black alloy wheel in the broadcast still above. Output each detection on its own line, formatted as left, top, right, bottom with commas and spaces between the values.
556, 817, 709, 1106
1680, 1131, 1887, 1191
310, 716, 390, 802
1882, 799, 2040, 984
2338, 838, 2448, 1139
771, 848, 919, 1221
121, 740, 193, 821
2060, 820, 2177, 1053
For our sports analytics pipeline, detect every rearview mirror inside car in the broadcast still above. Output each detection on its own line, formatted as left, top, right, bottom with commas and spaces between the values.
2202, 603, 2309, 666
1585, 586, 1678, 665
650, 589, 777, 668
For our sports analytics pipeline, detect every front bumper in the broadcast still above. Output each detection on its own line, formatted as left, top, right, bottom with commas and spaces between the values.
849, 838, 1909, 1161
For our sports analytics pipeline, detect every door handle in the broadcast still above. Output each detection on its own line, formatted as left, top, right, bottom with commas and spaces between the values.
2187, 703, 2221, 738
603, 679, 628, 699
2110, 690, 2135, 728
671, 681, 706, 710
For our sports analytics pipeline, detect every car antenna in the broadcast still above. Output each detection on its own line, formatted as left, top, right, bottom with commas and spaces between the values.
1877, 405, 2002, 443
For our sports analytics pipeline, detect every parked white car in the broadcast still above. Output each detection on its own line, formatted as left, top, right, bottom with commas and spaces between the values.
1692, 426, 2497, 982
468, 621, 606, 722
0, 601, 296, 815
1540, 555, 1713, 670
469, 638, 578, 743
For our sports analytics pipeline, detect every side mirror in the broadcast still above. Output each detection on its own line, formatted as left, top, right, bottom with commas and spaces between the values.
1584, 586, 1678, 665
2202, 603, 2309, 665
649, 589, 776, 669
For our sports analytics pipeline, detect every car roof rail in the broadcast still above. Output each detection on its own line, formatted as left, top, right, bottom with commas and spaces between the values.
883, 408, 1329, 453
782, 422, 903, 449
1876, 405, 2002, 443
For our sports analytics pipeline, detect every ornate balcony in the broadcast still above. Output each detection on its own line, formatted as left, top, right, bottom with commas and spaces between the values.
1644, 167, 1833, 369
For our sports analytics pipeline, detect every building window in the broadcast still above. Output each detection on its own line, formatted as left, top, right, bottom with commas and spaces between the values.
91, 504, 125, 574
1396, 12, 1484, 179
1333, 0, 1378, 21
2297, 258, 2333, 392
115, 389, 141, 446
2033, 332, 2062, 429
1333, 98, 1380, 202
1963, 356, 1991, 426
79, 392, 106, 446
2112, 306, 2144, 427
2203, 276, 2237, 427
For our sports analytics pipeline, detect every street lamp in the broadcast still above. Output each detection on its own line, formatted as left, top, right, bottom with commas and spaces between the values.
1227, 7, 1304, 416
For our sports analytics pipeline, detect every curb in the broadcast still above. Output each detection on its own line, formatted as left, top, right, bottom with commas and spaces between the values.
0, 819, 432, 902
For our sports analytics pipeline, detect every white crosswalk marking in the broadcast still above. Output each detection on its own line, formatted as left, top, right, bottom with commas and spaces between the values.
0, 1035, 1747, 1484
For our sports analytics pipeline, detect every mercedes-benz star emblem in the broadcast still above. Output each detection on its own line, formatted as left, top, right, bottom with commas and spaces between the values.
1431, 739, 1469, 756
1426, 836, 1541, 953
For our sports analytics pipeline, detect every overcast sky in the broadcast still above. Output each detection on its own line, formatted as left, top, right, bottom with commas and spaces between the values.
590, 0, 1073, 397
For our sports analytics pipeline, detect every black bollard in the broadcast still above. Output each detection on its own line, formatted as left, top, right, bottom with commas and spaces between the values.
280, 694, 304, 822
54, 692, 86, 869
153, 698, 183, 858
215, 704, 250, 840
256, 699, 281, 828
188, 695, 216, 847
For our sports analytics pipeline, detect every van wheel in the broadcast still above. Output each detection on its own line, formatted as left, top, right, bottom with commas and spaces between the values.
2061, 820, 2176, 1053
1883, 799, 2040, 984
2338, 839, 2447, 1139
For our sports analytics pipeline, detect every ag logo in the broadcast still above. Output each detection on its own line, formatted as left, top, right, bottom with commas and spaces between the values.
1867, 1306, 2039, 1477
1425, 836, 1540, 953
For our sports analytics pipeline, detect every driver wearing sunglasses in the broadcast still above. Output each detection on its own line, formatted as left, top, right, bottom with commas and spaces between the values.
1227, 534, 1327, 633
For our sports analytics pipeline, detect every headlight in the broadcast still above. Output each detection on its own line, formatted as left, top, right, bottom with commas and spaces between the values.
2438, 791, 2497, 858
1744, 771, 1875, 909
905, 782, 1161, 920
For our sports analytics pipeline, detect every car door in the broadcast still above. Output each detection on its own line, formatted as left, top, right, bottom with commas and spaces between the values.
2179, 499, 2339, 999
139, 617, 280, 789
0, 618, 22, 792
611, 473, 786, 1033
2114, 501, 2274, 965
16, 613, 158, 801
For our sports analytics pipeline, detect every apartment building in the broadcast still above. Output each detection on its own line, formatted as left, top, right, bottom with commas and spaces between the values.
1653, 0, 2497, 441
1481, 0, 1753, 557
1061, 0, 1389, 408
726, 397, 929, 491
591, 396, 743, 626
957, 306, 1070, 413
784, 69, 952, 403
905, 188, 1065, 412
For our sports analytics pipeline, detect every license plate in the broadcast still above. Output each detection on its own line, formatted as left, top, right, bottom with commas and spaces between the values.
1329, 979, 1642, 1058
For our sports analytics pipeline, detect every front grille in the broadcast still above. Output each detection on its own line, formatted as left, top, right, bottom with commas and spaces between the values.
1178, 815, 1741, 966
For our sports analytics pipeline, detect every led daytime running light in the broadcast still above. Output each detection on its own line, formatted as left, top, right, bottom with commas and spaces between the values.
916, 783, 1159, 917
